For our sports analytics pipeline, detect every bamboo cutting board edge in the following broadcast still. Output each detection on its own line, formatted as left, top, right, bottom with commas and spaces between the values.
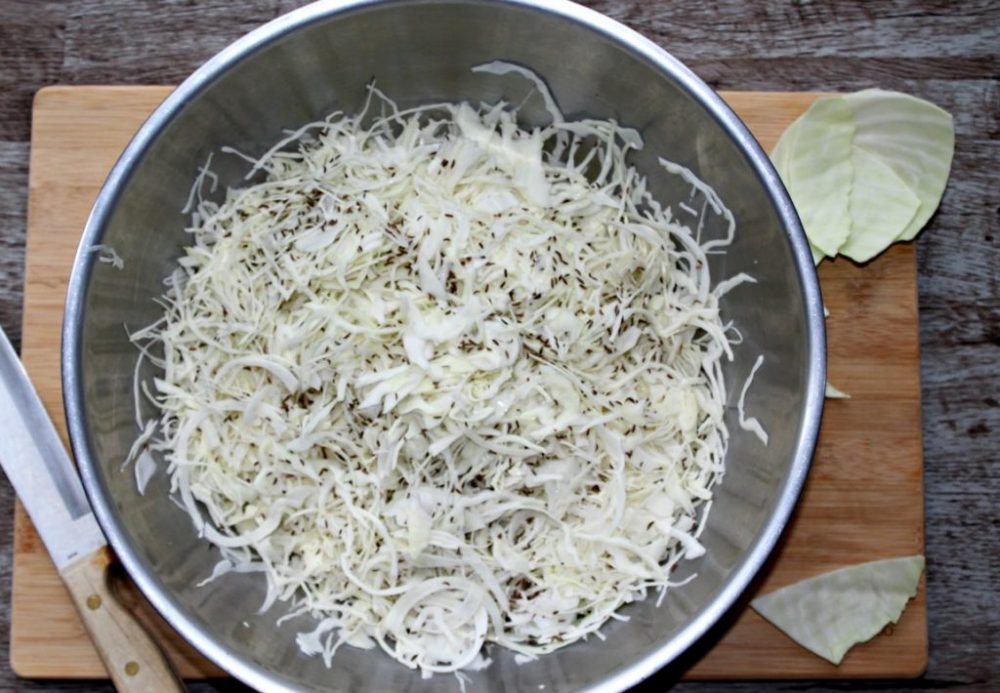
11, 85, 927, 681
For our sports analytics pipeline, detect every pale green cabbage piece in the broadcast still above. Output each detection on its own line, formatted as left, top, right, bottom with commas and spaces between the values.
770, 90, 953, 264
771, 119, 827, 264
841, 148, 921, 263
824, 382, 851, 399
810, 242, 826, 265
751, 555, 925, 665
786, 98, 856, 257
770, 116, 800, 178
846, 89, 954, 241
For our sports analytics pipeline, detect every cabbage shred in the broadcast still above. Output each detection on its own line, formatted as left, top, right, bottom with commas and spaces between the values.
131, 79, 746, 675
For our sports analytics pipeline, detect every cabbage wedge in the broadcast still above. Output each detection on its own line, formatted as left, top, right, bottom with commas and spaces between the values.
751, 555, 925, 665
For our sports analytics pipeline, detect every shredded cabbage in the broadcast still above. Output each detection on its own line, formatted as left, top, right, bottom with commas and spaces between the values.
90, 243, 124, 270
737, 356, 768, 444
130, 70, 755, 676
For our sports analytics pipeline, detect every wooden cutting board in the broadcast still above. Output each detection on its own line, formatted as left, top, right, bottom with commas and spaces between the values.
11, 86, 926, 681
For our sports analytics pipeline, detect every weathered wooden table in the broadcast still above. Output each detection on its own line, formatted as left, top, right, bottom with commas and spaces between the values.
1, 1, 996, 692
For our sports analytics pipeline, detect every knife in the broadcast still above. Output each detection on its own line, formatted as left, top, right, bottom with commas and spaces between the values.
0, 324, 183, 692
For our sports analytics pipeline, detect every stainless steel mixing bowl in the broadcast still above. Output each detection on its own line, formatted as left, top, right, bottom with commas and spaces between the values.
63, 0, 825, 690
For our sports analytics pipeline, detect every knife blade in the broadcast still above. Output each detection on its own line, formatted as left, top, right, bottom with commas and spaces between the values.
0, 323, 183, 692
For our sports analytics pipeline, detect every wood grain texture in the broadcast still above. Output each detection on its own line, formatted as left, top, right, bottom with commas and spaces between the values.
0, 2, 996, 693
60, 548, 184, 692
11, 86, 926, 682
11, 87, 226, 682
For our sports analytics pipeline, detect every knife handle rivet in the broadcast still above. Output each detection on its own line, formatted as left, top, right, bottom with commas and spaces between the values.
124, 661, 140, 677
86, 594, 102, 610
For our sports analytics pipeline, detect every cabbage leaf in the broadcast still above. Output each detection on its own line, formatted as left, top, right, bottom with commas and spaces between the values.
786, 97, 855, 258
846, 89, 954, 241
751, 555, 925, 665
841, 148, 921, 263
770, 89, 953, 263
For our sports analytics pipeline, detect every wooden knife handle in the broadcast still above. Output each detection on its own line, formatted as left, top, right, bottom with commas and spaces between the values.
60, 546, 184, 692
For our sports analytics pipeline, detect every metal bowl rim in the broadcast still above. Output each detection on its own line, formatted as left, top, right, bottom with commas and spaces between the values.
62, 1, 826, 690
